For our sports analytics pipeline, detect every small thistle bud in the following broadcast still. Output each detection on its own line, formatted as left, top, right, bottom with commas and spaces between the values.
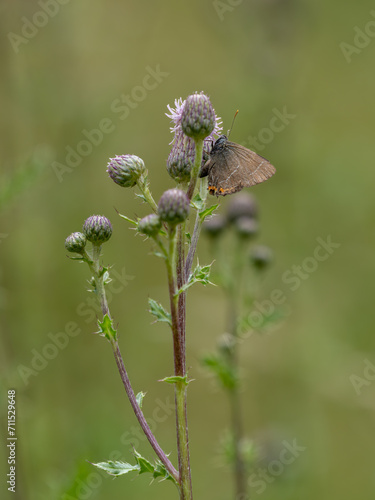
181, 93, 216, 141
227, 193, 258, 222
158, 189, 190, 225
203, 214, 227, 238
235, 216, 259, 239
107, 154, 146, 188
250, 245, 273, 270
83, 215, 112, 245
138, 214, 162, 237
65, 232, 87, 254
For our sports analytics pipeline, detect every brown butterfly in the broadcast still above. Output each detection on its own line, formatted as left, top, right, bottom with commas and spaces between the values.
199, 135, 276, 196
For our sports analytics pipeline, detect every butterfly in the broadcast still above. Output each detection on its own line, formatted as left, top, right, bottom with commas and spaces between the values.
199, 135, 276, 196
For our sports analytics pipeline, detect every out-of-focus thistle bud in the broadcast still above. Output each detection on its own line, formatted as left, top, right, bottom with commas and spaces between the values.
203, 214, 227, 238
107, 154, 146, 188
181, 93, 216, 141
65, 232, 87, 254
83, 215, 113, 245
234, 216, 259, 239
138, 214, 162, 237
227, 193, 258, 223
250, 245, 273, 270
158, 189, 190, 226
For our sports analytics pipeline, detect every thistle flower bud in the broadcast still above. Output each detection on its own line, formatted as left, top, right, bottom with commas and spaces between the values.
235, 216, 259, 239
158, 189, 190, 226
166, 134, 194, 183
181, 93, 216, 141
203, 214, 227, 238
138, 214, 162, 237
250, 245, 273, 270
107, 154, 146, 188
227, 193, 258, 223
65, 232, 87, 254
83, 215, 112, 245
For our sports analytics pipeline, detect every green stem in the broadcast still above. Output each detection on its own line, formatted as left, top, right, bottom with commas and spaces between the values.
87, 245, 179, 483
166, 224, 193, 500
136, 174, 158, 213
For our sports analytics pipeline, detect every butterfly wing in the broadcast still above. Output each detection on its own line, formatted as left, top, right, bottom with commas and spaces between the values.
203, 140, 276, 196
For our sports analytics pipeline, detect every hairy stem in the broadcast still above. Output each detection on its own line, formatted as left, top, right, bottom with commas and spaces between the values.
89, 246, 179, 483
187, 139, 204, 200
166, 225, 193, 500
136, 175, 158, 213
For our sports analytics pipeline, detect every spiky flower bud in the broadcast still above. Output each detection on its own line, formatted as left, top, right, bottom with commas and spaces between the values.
181, 93, 216, 141
65, 232, 87, 254
166, 135, 194, 183
203, 214, 227, 238
235, 216, 259, 239
250, 245, 273, 270
83, 215, 112, 245
107, 154, 146, 188
227, 193, 258, 222
158, 189, 190, 225
138, 214, 162, 237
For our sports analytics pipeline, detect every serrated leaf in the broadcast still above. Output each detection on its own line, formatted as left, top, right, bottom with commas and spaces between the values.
148, 298, 171, 326
92, 460, 139, 476
135, 193, 148, 203
199, 204, 218, 221
118, 213, 138, 226
133, 450, 155, 474
175, 261, 214, 296
136, 391, 146, 409
160, 375, 189, 385
190, 193, 204, 211
96, 314, 117, 341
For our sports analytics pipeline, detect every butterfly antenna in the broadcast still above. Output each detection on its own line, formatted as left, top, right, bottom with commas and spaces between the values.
227, 109, 239, 138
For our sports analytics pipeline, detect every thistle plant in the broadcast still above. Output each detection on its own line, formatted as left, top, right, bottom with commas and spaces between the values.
64, 92, 222, 500
202, 193, 277, 500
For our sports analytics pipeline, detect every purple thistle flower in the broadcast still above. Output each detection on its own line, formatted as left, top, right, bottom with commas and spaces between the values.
165, 95, 222, 183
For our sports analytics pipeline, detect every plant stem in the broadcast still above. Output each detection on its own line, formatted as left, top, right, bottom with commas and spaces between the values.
136, 174, 158, 213
89, 246, 179, 483
185, 176, 208, 278
110, 339, 179, 482
166, 225, 193, 500
187, 139, 203, 200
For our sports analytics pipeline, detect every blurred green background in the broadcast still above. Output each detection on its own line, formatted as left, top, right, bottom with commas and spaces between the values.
1, 0, 375, 499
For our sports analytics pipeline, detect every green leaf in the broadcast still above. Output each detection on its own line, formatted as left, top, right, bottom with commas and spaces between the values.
160, 375, 189, 385
91, 460, 139, 476
190, 193, 204, 211
118, 213, 138, 226
135, 193, 148, 203
136, 391, 146, 409
91, 451, 178, 486
199, 204, 218, 221
202, 353, 238, 390
96, 314, 117, 341
148, 298, 171, 327
175, 261, 214, 296
186, 232, 191, 244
